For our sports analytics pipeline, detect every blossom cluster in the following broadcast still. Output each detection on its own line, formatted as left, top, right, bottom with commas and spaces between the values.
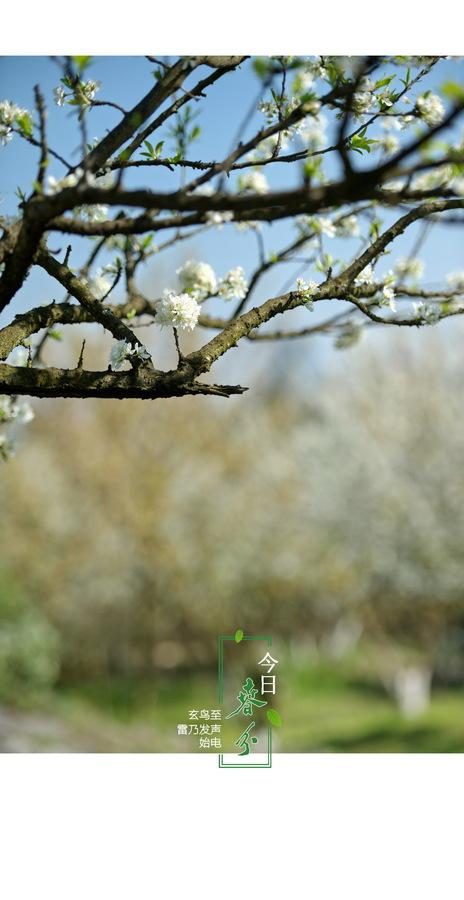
148, 261, 249, 334
296, 278, 319, 310
156, 291, 201, 331
53, 80, 100, 108
217, 266, 248, 301
298, 214, 360, 240
237, 171, 269, 195
0, 389, 34, 462
0, 99, 31, 146
109, 341, 151, 370
416, 93, 445, 126
0, 396, 34, 425
177, 260, 217, 300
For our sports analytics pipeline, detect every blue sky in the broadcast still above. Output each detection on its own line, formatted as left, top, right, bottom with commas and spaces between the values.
1, 56, 464, 384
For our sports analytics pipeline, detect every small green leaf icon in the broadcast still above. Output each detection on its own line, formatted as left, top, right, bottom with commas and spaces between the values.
267, 708, 282, 728
234, 629, 244, 643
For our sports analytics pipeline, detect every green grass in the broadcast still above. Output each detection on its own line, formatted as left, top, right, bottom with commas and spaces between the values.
43, 663, 464, 753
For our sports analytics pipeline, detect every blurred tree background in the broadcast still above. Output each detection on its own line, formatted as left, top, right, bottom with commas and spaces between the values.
2, 328, 464, 751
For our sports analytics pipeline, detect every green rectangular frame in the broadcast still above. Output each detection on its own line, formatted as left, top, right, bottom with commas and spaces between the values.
217, 634, 273, 769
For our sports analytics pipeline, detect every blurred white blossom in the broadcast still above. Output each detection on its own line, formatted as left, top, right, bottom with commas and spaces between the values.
395, 258, 424, 280
446, 271, 464, 291
217, 267, 248, 301
237, 170, 269, 194
177, 260, 217, 300
416, 93, 445, 126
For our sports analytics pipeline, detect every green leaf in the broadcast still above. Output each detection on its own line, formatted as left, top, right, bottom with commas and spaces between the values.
442, 81, 464, 104
253, 58, 270, 80
374, 75, 395, 90
350, 132, 378, 155
300, 90, 317, 106
141, 234, 154, 250
266, 708, 282, 727
303, 156, 322, 181
118, 147, 132, 163
72, 56, 93, 73
326, 61, 344, 86
234, 629, 244, 643
16, 111, 33, 137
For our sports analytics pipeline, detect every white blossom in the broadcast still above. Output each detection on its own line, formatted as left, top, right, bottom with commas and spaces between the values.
77, 203, 109, 222
248, 133, 290, 161
395, 258, 424, 280
376, 91, 393, 109
378, 134, 400, 156
381, 116, 403, 132
296, 278, 318, 310
110, 340, 131, 370
451, 175, 464, 196
292, 69, 315, 95
298, 95, 321, 117
301, 114, 327, 150
205, 211, 233, 228
237, 171, 269, 195
131, 345, 151, 362
311, 216, 336, 238
380, 285, 396, 311
156, 291, 201, 330
46, 168, 83, 195
0, 99, 28, 145
234, 220, 260, 233
0, 125, 12, 146
446, 271, 464, 291
305, 60, 327, 81
217, 267, 248, 301
382, 179, 406, 192
413, 301, 440, 325
355, 264, 375, 284
335, 215, 359, 237
352, 91, 373, 117
416, 93, 445, 126
53, 86, 66, 107
0, 396, 34, 424
412, 164, 453, 193
89, 274, 111, 300
399, 114, 415, 130
193, 184, 214, 197
109, 340, 150, 370
177, 260, 217, 300
7, 346, 29, 366
0, 99, 26, 126
80, 80, 100, 104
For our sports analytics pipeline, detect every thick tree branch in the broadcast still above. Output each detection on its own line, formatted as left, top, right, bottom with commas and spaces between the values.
0, 362, 247, 400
